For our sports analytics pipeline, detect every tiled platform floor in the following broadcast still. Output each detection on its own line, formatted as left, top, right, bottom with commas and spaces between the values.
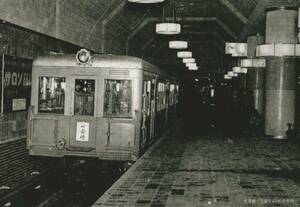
93, 133, 300, 207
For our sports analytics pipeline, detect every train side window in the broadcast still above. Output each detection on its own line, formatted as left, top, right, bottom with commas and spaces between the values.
170, 84, 175, 106
104, 80, 132, 117
38, 77, 65, 114
74, 79, 95, 116
176, 84, 179, 104
158, 82, 166, 111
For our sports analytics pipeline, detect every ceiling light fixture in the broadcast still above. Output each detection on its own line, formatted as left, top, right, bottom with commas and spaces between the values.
241, 68, 248, 74
156, 23, 181, 35
182, 58, 195, 63
224, 74, 232, 79
186, 62, 197, 67
169, 40, 188, 49
227, 71, 237, 77
188, 66, 198, 70
177, 51, 192, 58
168, 8, 187, 48
156, 0, 181, 35
232, 66, 242, 73
128, 0, 164, 3
232, 66, 247, 74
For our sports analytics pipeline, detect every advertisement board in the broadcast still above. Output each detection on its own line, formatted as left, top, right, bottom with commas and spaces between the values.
0, 55, 32, 113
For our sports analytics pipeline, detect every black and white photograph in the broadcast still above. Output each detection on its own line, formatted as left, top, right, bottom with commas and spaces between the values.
1, 0, 300, 206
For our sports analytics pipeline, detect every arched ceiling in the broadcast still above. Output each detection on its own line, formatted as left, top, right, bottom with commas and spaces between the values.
0, 0, 300, 73
106, 0, 300, 72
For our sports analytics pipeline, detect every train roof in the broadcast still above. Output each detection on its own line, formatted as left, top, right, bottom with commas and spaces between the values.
32, 53, 169, 76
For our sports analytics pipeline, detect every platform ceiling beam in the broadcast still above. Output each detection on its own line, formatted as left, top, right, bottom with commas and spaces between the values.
85, 0, 120, 47
127, 16, 237, 47
219, 0, 248, 24
101, 0, 127, 53
238, 0, 267, 40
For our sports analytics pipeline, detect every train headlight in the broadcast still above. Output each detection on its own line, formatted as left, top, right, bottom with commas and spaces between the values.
56, 138, 66, 150
76, 49, 91, 65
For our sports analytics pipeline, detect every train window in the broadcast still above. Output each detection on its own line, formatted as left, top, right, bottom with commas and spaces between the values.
74, 79, 95, 116
142, 81, 148, 112
142, 80, 151, 115
176, 84, 179, 104
170, 84, 175, 106
157, 82, 166, 111
38, 77, 65, 114
104, 80, 132, 117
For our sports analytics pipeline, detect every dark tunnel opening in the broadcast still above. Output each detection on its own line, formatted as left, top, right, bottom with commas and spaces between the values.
178, 73, 264, 138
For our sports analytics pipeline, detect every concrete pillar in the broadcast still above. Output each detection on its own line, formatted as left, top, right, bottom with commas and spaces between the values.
238, 73, 247, 91
265, 7, 298, 44
264, 7, 298, 138
247, 35, 264, 59
246, 35, 265, 115
246, 68, 264, 115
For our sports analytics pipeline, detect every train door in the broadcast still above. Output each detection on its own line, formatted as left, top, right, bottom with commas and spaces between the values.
155, 81, 162, 136
174, 83, 179, 116
102, 79, 135, 149
165, 82, 170, 126
149, 78, 157, 140
168, 83, 175, 121
141, 77, 156, 147
141, 79, 151, 147
69, 76, 97, 151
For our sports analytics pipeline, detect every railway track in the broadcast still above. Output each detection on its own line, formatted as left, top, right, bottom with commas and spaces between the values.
1, 158, 128, 207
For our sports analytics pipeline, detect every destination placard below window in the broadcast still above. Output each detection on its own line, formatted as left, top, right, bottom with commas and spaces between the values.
76, 122, 89, 142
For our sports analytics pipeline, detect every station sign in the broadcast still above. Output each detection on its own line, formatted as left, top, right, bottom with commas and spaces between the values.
0, 55, 32, 114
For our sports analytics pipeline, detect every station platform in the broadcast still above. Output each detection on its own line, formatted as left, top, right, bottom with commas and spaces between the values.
92, 132, 300, 207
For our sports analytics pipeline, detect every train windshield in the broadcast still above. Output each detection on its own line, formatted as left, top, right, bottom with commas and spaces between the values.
74, 79, 95, 116
38, 77, 65, 114
104, 79, 132, 117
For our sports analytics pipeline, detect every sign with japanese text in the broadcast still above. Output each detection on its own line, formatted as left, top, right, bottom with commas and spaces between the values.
76, 122, 90, 142
0, 55, 32, 113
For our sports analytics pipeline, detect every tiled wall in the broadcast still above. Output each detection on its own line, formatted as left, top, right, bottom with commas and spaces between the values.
0, 22, 79, 190
0, 112, 27, 143
0, 22, 80, 58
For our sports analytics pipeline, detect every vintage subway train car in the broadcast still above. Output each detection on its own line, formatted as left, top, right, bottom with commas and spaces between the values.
27, 49, 178, 161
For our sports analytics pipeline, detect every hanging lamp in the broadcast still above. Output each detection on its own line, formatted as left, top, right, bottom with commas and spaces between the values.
228, 71, 238, 77
182, 58, 195, 63
177, 51, 192, 58
241, 68, 248, 74
169, 40, 188, 49
232, 66, 242, 73
168, 6, 187, 48
156, 0, 181, 35
128, 0, 164, 3
186, 62, 197, 67
232, 66, 247, 74
188, 66, 198, 70
224, 74, 232, 79
156, 23, 181, 35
